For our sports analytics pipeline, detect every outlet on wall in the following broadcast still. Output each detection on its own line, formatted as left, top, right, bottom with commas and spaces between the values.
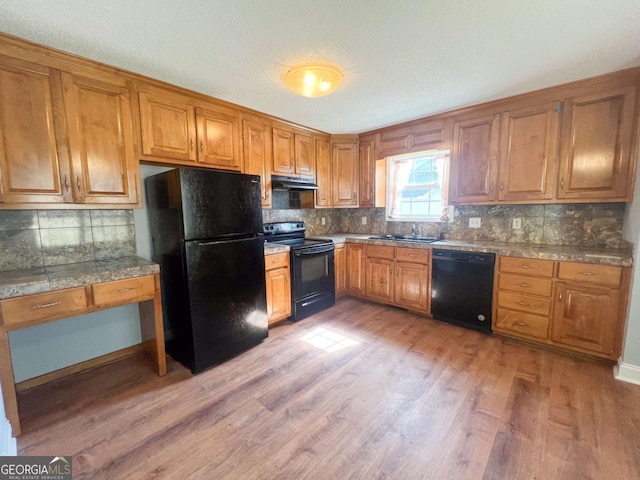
512, 217, 522, 229
469, 217, 481, 228
321, 217, 326, 226
361, 216, 368, 225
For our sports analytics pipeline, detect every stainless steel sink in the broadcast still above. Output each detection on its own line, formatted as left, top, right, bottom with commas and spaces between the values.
368, 234, 442, 243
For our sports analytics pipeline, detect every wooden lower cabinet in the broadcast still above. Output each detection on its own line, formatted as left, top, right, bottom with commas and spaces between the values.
365, 257, 394, 303
264, 252, 291, 325
346, 244, 366, 296
394, 262, 430, 313
494, 255, 629, 361
334, 244, 347, 296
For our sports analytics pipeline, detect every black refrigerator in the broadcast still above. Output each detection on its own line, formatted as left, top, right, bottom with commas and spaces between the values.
145, 167, 268, 373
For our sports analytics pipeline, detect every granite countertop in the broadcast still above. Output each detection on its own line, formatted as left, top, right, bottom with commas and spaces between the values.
313, 234, 634, 267
264, 243, 290, 255
0, 256, 160, 300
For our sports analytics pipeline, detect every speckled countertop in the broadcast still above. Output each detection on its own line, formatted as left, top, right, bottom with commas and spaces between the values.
264, 243, 290, 255
0, 256, 160, 300
313, 234, 634, 267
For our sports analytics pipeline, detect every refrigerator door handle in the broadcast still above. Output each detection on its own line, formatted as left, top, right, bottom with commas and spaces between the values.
195, 236, 257, 247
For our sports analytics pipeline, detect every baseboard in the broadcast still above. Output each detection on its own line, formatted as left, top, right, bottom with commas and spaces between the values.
15, 344, 143, 393
614, 362, 640, 385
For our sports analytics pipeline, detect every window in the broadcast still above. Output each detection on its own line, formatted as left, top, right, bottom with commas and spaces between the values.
386, 149, 450, 221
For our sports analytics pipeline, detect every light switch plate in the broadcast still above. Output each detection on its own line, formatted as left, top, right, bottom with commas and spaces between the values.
469, 217, 481, 228
361, 216, 368, 225
321, 217, 326, 226
512, 217, 522, 229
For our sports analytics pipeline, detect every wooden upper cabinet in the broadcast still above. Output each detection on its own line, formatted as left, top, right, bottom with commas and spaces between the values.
242, 117, 272, 207
272, 126, 295, 174
358, 135, 376, 207
61, 72, 138, 204
0, 56, 71, 204
139, 91, 197, 162
331, 142, 358, 207
315, 138, 331, 207
557, 86, 637, 200
378, 119, 447, 158
195, 106, 241, 171
294, 133, 314, 177
450, 114, 500, 203
498, 102, 561, 202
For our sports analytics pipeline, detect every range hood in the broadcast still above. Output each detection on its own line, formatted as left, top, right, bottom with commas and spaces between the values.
271, 175, 319, 191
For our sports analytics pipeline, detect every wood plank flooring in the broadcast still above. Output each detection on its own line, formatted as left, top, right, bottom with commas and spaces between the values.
16, 297, 640, 479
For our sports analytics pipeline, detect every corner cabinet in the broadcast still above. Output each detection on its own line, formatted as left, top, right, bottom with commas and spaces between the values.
264, 252, 291, 325
0, 54, 138, 206
138, 88, 242, 171
557, 86, 637, 200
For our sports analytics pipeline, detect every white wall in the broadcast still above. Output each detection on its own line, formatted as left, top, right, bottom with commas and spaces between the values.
619, 147, 640, 379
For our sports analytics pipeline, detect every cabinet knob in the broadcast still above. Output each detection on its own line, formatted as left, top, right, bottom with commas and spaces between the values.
519, 283, 529, 287
499, 183, 504, 191
64, 175, 70, 192
515, 321, 526, 327
516, 301, 529, 306
190, 139, 194, 150
559, 292, 563, 301
200, 141, 204, 153
560, 178, 565, 189
520, 265, 530, 269
76, 175, 81, 192
490, 183, 495, 192
579, 271, 595, 276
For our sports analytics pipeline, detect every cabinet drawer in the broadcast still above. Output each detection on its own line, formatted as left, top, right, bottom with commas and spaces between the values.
265, 252, 289, 270
0, 287, 89, 327
557, 262, 622, 287
499, 257, 554, 277
498, 274, 553, 297
497, 291, 551, 316
395, 247, 430, 264
366, 244, 395, 260
93, 276, 156, 307
495, 308, 549, 340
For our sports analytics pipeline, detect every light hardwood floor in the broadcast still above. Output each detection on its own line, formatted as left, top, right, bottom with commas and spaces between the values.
17, 298, 640, 479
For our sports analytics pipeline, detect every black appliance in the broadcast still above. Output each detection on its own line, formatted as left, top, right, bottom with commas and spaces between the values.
431, 249, 495, 334
271, 175, 319, 191
145, 168, 268, 373
263, 222, 335, 321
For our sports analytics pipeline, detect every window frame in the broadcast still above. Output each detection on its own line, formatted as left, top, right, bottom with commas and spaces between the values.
385, 149, 450, 223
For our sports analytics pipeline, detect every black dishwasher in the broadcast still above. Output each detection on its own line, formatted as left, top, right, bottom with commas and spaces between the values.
431, 249, 495, 333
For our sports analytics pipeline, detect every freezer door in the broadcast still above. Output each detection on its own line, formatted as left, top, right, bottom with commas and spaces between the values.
184, 235, 267, 372
179, 168, 263, 240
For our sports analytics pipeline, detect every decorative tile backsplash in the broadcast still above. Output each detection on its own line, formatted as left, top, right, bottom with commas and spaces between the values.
0, 210, 135, 271
264, 203, 627, 249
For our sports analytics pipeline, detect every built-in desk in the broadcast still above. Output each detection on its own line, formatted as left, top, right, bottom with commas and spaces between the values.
0, 257, 166, 436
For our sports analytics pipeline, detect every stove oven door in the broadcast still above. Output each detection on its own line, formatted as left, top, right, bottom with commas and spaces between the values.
291, 244, 335, 321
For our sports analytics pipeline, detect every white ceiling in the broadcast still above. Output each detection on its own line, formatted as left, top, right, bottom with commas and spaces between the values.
1, 0, 639, 134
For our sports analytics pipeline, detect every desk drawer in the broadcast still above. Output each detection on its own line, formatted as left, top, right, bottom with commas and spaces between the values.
395, 247, 430, 264
0, 287, 89, 327
93, 276, 156, 307
265, 252, 289, 270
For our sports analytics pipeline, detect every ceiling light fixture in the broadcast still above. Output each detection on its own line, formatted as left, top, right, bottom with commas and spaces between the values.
284, 62, 344, 98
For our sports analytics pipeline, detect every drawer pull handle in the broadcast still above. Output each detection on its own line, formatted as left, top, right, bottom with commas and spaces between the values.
272, 258, 281, 263
516, 301, 529, 306
520, 265, 531, 269
117, 287, 136, 293
409, 253, 416, 257
32, 301, 62, 309
580, 271, 595, 276
515, 321, 526, 327
519, 283, 529, 287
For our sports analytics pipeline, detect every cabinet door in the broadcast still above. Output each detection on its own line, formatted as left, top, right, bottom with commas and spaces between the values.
552, 282, 620, 357
295, 133, 315, 176
315, 138, 331, 207
0, 57, 71, 204
139, 91, 197, 162
265, 267, 291, 324
358, 136, 376, 207
558, 86, 637, 200
272, 127, 295, 174
62, 72, 138, 204
335, 244, 347, 296
332, 143, 358, 207
366, 257, 394, 304
196, 106, 241, 171
378, 119, 446, 158
243, 118, 272, 207
450, 114, 500, 203
498, 102, 560, 201
346, 243, 366, 296
394, 261, 430, 313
